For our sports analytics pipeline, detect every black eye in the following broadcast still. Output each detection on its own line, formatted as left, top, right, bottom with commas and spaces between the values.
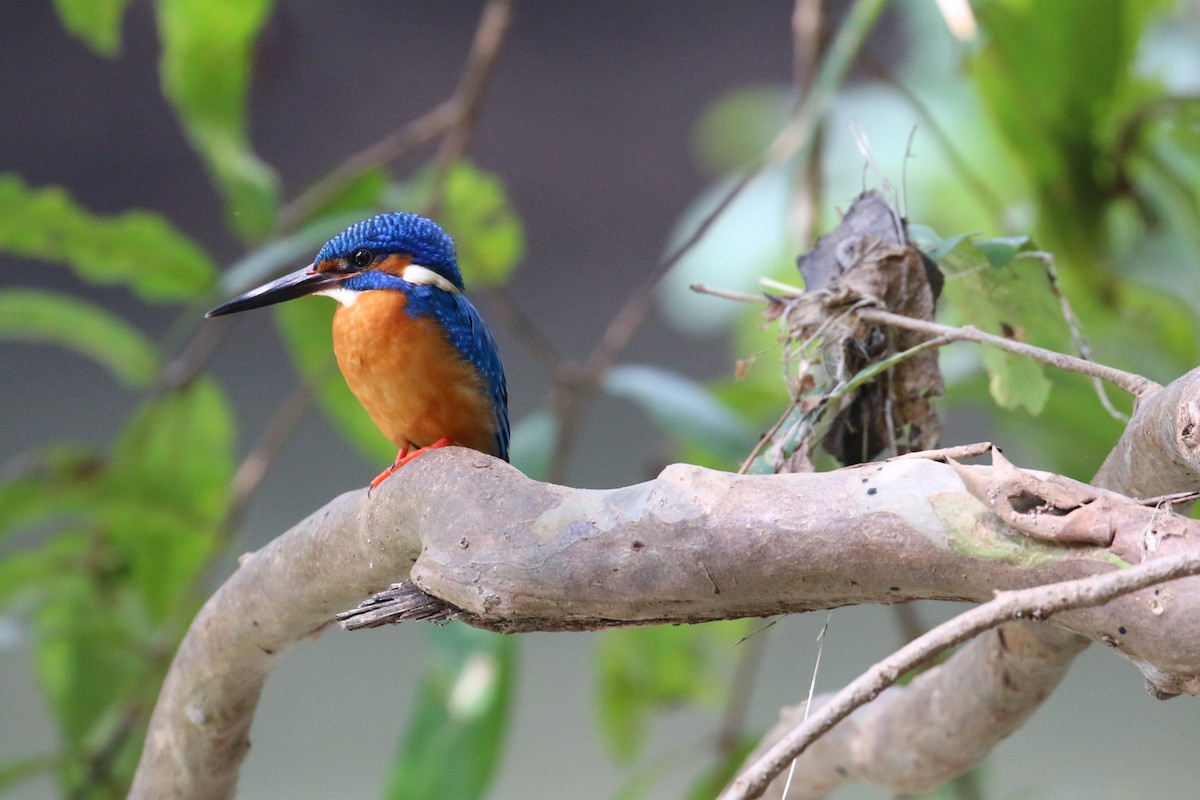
348, 248, 373, 269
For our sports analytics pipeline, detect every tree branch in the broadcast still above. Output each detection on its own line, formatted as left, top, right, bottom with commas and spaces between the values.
1094, 367, 1200, 499
129, 446, 1200, 798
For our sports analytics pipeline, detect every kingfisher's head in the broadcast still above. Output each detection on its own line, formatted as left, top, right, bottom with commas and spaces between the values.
206, 213, 463, 317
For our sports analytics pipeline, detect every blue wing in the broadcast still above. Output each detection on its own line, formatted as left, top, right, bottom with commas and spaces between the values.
407, 286, 510, 461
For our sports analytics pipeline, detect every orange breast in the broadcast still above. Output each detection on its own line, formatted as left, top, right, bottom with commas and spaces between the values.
331, 291, 499, 456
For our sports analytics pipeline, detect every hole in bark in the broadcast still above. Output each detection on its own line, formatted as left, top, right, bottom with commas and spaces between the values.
867, 487, 877, 496
1119, 626, 1128, 634
1009, 490, 1076, 515
631, 541, 645, 551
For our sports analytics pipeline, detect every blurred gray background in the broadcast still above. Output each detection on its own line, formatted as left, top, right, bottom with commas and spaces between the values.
3, 2, 1199, 798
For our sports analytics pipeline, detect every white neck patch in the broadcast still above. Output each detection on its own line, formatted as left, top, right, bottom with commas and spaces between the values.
316, 287, 360, 307
402, 264, 460, 293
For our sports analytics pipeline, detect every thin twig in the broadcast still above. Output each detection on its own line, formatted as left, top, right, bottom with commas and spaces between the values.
691, 283, 767, 304
426, 0, 514, 217
692, 277, 1156, 400
1020, 250, 1130, 422
738, 401, 800, 475
856, 308, 1156, 397
220, 371, 325, 536
484, 286, 565, 374
722, 548, 1200, 799
780, 610, 833, 800
865, 60, 1008, 229
159, 312, 232, 391
275, 102, 458, 235
790, 0, 825, 247
715, 624, 771, 756
712, 273, 1155, 397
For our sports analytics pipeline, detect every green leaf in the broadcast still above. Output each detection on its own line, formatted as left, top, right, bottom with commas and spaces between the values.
52, 0, 133, 56
0, 753, 58, 793
605, 365, 757, 461
597, 624, 738, 762
0, 541, 78, 611
937, 236, 1072, 414
105, 378, 234, 618
34, 574, 154, 794
303, 169, 390, 225
0, 289, 160, 388
401, 163, 525, 287
693, 86, 791, 175
385, 624, 514, 800
658, 168, 793, 336
0, 445, 104, 544
273, 298, 394, 463
971, 0, 1172, 267
108, 378, 233, 522
685, 736, 757, 800
157, 0, 279, 240
0, 175, 215, 301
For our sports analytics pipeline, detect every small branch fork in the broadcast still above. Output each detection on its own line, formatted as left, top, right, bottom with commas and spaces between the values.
722, 549, 1200, 800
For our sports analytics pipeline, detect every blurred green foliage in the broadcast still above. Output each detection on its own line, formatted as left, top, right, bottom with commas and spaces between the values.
157, 0, 280, 241
2, 1, 1199, 799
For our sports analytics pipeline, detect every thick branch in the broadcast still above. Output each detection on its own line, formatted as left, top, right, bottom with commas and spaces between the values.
128, 490, 421, 800
1094, 366, 1200, 498
130, 449, 1200, 798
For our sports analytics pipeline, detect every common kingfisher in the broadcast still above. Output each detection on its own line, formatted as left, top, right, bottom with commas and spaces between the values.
207, 213, 509, 490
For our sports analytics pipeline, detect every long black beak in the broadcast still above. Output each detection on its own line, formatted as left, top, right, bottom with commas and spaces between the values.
206, 264, 345, 317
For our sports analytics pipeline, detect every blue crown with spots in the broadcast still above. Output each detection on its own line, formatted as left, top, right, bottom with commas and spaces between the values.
315, 213, 463, 290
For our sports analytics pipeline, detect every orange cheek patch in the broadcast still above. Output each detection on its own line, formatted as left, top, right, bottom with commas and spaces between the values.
376, 253, 414, 277
314, 258, 341, 273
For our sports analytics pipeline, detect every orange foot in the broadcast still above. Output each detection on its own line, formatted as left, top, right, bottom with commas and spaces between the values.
368, 437, 454, 493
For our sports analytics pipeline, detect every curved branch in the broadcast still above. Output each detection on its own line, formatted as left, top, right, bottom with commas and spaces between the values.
129, 449, 1200, 798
